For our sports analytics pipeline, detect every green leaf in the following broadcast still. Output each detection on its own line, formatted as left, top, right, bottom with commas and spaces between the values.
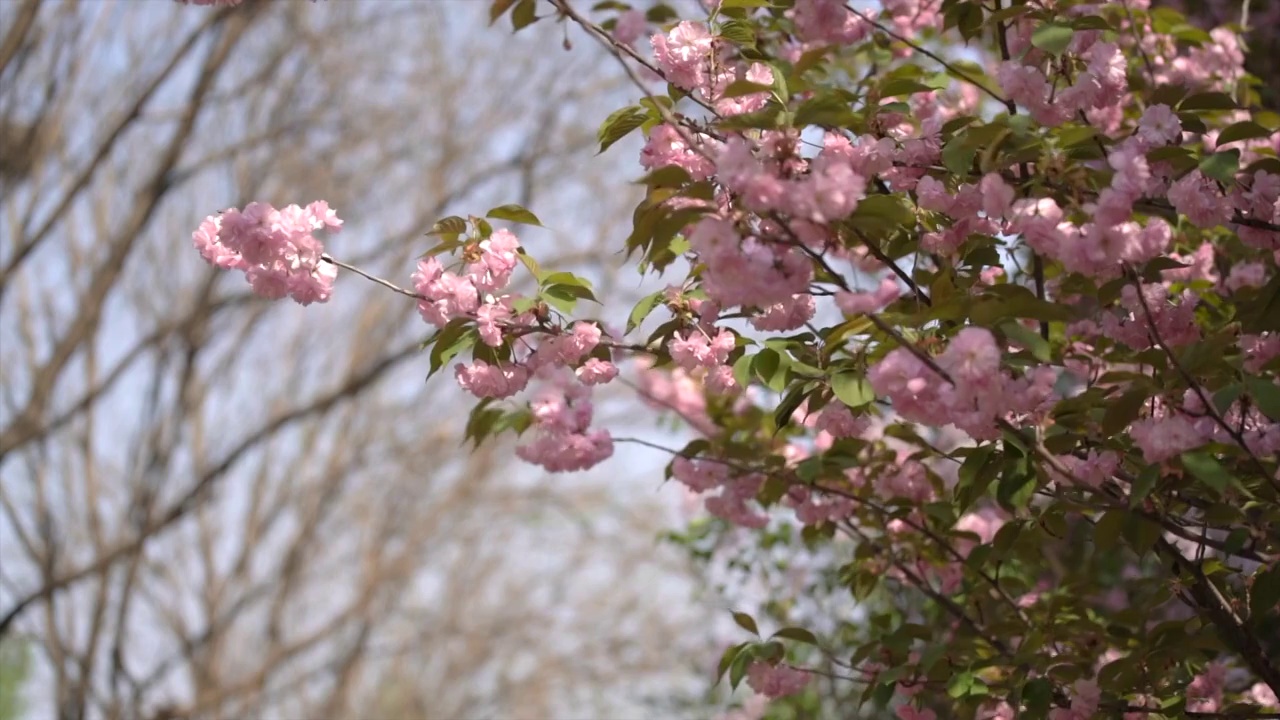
1094, 509, 1124, 552
597, 106, 648, 154
626, 290, 666, 335
427, 320, 476, 377
774, 383, 810, 430
1129, 465, 1160, 507
1180, 451, 1232, 494
719, 79, 773, 99
715, 642, 749, 685
1245, 376, 1280, 421
831, 372, 875, 408
1072, 14, 1112, 31
510, 0, 538, 30
1151, 84, 1190, 108
752, 348, 784, 390
1179, 91, 1238, 111
1199, 149, 1240, 184
942, 134, 978, 175
1216, 120, 1274, 146
732, 611, 760, 636
1251, 565, 1280, 623
718, 19, 756, 47
880, 78, 935, 98
771, 627, 818, 645
427, 216, 468, 238
947, 671, 988, 699
488, 0, 517, 24
794, 93, 855, 128
996, 455, 1037, 512
1031, 23, 1074, 56
486, 204, 543, 226
733, 353, 754, 390
728, 648, 753, 690
999, 320, 1050, 362
1103, 387, 1149, 436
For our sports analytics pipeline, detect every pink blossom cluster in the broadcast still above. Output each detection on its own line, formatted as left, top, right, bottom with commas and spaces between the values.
749, 294, 816, 332
868, 328, 1057, 440
650, 22, 775, 117
192, 201, 342, 305
686, 217, 812, 310
996, 41, 1126, 127
1098, 282, 1201, 350
915, 175, 1005, 256
640, 124, 718, 181
836, 277, 901, 315
953, 507, 1006, 557
744, 661, 810, 699
412, 229, 520, 328
1051, 449, 1120, 489
634, 359, 717, 436
786, 0, 870, 47
786, 485, 854, 526
1186, 663, 1226, 713
670, 457, 769, 528
515, 372, 614, 472
714, 134, 866, 224
895, 706, 937, 720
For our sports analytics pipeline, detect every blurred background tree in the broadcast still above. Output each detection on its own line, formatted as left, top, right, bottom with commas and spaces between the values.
0, 2, 729, 718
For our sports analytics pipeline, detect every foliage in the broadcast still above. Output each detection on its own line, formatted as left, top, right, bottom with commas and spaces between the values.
0, 638, 30, 720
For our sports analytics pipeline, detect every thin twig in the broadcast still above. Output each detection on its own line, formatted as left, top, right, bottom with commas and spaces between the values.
321, 255, 425, 301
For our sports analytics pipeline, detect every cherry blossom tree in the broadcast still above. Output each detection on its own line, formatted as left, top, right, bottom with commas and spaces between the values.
180, 0, 1280, 717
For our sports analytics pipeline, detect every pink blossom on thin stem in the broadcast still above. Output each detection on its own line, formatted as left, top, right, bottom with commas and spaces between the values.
745, 662, 810, 699
193, 201, 342, 306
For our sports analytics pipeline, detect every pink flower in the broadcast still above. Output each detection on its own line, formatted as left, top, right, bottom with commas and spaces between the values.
669, 328, 735, 370
465, 229, 521, 293
1249, 682, 1279, 708
1130, 414, 1202, 463
1169, 170, 1234, 229
1225, 262, 1267, 292
836, 277, 901, 315
916, 176, 953, 213
454, 360, 530, 399
651, 21, 714, 93
788, 157, 866, 222
940, 327, 1001, 385
896, 707, 937, 720
413, 259, 480, 328
475, 301, 512, 347
575, 358, 618, 386
745, 662, 810, 699
996, 62, 1051, 111
1187, 663, 1226, 713
954, 507, 1005, 556
1137, 104, 1182, 146
193, 201, 342, 306
750, 294, 815, 331
715, 63, 774, 117
980, 173, 1015, 219
192, 215, 246, 270
640, 124, 717, 181
787, 0, 870, 46
517, 428, 614, 472
814, 403, 867, 439
613, 10, 646, 46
